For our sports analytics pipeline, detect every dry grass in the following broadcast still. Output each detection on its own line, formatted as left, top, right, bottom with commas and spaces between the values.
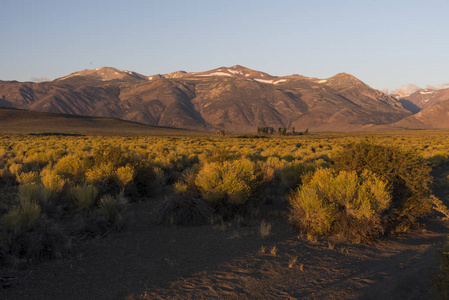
259, 220, 272, 239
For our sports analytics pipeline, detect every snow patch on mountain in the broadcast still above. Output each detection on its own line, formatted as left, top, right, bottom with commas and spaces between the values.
273, 79, 287, 84
420, 90, 436, 95
198, 72, 233, 77
254, 78, 273, 84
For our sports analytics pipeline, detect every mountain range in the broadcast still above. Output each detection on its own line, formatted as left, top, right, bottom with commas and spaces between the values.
0, 65, 447, 132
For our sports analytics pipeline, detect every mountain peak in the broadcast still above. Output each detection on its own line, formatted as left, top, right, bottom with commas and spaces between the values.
193, 65, 276, 83
332, 72, 359, 80
325, 72, 366, 88
58, 67, 148, 82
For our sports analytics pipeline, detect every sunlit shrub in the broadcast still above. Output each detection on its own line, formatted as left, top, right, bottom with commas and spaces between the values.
24, 149, 51, 167
114, 165, 135, 194
40, 168, 66, 197
53, 154, 87, 181
333, 142, 433, 229
195, 158, 259, 208
8, 163, 22, 178
289, 168, 391, 242
93, 145, 133, 168
173, 168, 200, 198
16, 171, 40, 185
85, 162, 115, 184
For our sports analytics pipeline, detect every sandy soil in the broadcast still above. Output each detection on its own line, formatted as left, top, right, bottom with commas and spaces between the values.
1, 188, 448, 299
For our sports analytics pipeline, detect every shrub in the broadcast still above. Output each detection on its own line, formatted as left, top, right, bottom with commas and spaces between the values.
92, 145, 133, 168
280, 162, 316, 189
195, 158, 259, 208
17, 183, 41, 204
1, 201, 69, 261
433, 237, 449, 299
68, 210, 108, 238
40, 168, 66, 198
53, 154, 87, 181
133, 163, 167, 197
85, 162, 115, 184
288, 168, 391, 242
2, 218, 69, 261
72, 184, 99, 210
8, 163, 22, 178
172, 168, 200, 198
259, 220, 272, 239
98, 195, 128, 230
16, 171, 40, 185
153, 195, 213, 226
114, 165, 135, 195
333, 142, 433, 229
1, 200, 41, 231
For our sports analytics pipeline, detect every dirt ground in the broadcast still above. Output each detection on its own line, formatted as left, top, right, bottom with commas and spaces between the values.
1, 188, 448, 299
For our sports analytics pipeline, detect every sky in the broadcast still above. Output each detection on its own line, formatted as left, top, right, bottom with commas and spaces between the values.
1, 0, 448, 91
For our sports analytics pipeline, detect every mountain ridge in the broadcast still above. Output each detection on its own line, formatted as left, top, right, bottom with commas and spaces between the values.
0, 65, 416, 132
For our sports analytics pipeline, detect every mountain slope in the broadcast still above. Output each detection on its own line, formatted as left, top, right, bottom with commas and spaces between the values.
393, 96, 449, 129
395, 88, 449, 114
0, 66, 412, 132
0, 106, 195, 135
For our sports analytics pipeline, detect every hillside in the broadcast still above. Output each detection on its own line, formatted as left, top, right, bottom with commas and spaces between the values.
393, 97, 449, 129
0, 107, 198, 135
0, 66, 412, 132
395, 88, 449, 113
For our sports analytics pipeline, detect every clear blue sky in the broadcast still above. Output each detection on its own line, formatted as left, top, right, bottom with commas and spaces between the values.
1, 0, 448, 91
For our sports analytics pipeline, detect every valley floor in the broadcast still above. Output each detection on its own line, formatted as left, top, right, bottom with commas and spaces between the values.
1, 197, 447, 300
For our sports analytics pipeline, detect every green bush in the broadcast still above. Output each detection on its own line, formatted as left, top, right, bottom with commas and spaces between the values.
288, 168, 391, 242
333, 142, 433, 229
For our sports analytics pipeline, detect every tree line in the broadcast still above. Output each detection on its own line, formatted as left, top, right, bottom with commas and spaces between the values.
257, 127, 309, 136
